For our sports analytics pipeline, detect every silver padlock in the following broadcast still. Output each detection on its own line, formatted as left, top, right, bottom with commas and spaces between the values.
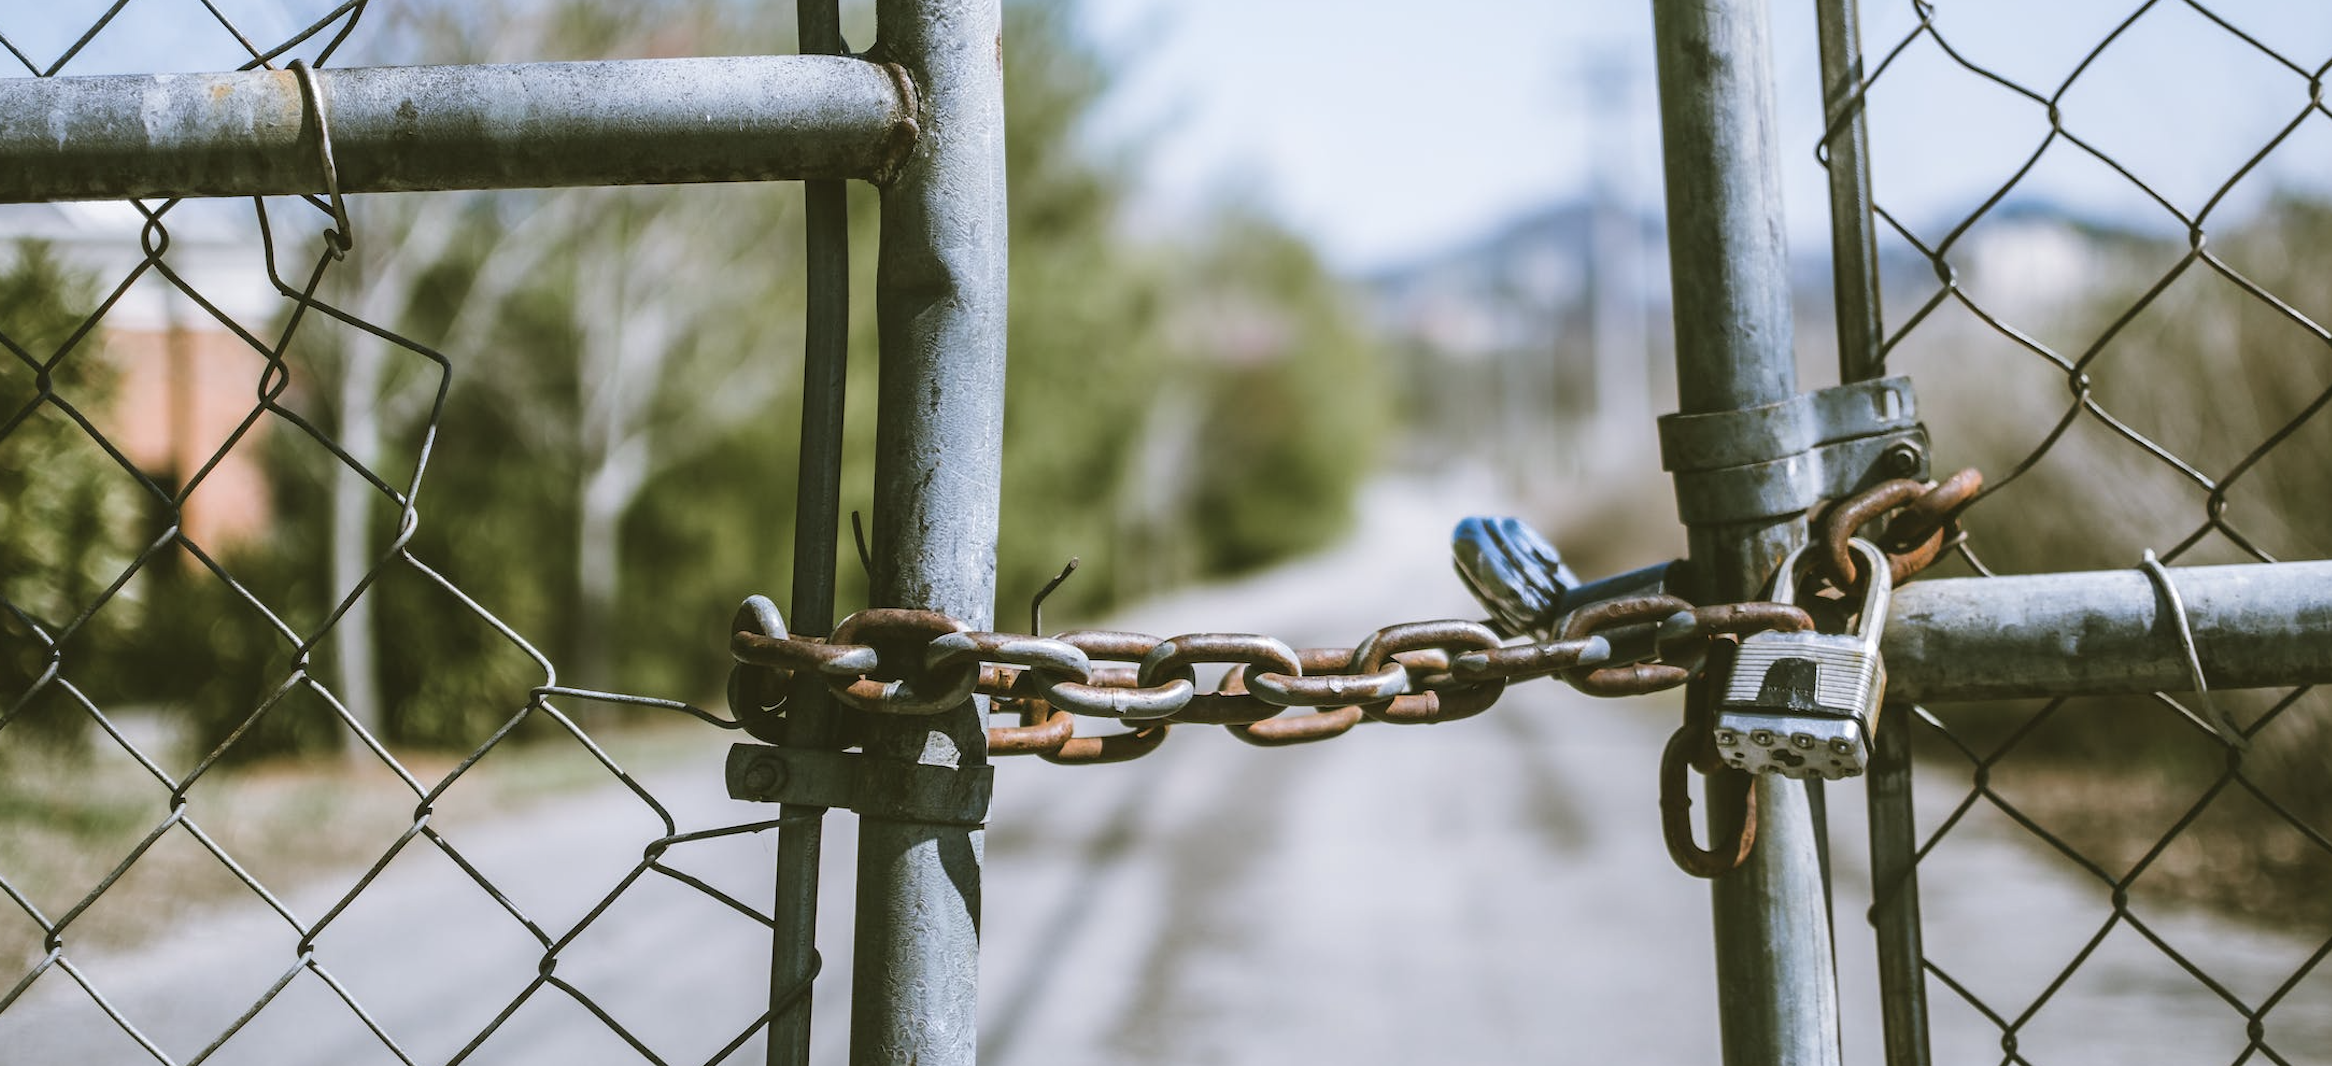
1712, 538, 1891, 780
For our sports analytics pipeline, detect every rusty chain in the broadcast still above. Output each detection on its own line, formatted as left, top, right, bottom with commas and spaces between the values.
1816, 467, 1982, 590
728, 471, 1979, 873
731, 607, 1748, 758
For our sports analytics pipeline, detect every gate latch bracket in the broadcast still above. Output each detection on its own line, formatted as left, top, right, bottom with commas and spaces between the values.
1658, 376, 1929, 525
727, 743, 992, 826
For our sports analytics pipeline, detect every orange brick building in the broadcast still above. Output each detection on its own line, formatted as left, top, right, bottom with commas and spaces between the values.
3, 201, 275, 551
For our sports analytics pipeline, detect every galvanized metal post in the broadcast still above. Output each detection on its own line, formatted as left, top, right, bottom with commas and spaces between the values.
1865, 714, 1930, 1066
1811, 0, 1932, 1060
854, 0, 1006, 1062
1650, 1, 1844, 1063
766, 2, 855, 1063
1815, 0, 1885, 387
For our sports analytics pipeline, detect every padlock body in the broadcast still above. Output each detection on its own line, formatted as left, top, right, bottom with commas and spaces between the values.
1713, 630, 1885, 780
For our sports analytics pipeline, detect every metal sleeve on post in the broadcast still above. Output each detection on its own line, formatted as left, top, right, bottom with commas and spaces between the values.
0, 55, 914, 201
853, 0, 1007, 1063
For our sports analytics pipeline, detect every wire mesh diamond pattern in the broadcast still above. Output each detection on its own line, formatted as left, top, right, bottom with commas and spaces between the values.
1, 5, 785, 1064
1828, 2, 2332, 1062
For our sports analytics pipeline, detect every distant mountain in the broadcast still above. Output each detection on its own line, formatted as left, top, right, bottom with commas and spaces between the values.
1362, 201, 1665, 363
1362, 193, 2161, 364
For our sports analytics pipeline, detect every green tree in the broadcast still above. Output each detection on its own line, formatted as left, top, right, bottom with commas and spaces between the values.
1176, 212, 1386, 577
992, 1, 1386, 619
0, 241, 142, 748
153, 0, 1388, 759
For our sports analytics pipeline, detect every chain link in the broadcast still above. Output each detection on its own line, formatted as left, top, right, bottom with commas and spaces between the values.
729, 473, 1982, 775
736, 619, 1625, 758
1815, 467, 1982, 590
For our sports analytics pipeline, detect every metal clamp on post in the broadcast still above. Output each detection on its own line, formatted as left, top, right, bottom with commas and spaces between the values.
727, 743, 993, 826
1658, 376, 1929, 524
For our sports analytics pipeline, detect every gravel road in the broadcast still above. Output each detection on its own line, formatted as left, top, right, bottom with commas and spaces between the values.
6, 474, 2326, 1064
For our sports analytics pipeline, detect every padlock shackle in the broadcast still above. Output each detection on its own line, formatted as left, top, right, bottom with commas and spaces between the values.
1766, 538, 1893, 645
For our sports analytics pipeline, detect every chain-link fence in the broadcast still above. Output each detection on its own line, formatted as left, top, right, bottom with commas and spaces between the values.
8, 1, 2332, 1064
0, 4, 842, 1063
1813, 1, 2332, 1061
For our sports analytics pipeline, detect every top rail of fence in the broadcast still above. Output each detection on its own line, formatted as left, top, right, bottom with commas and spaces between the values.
0, 56, 917, 202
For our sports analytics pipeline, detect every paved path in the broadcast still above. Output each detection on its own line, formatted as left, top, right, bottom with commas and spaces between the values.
6, 475, 2326, 1063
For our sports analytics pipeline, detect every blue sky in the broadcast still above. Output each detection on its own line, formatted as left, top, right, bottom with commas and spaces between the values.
11, 1, 2332, 273
1076, 0, 1654, 270
1076, 0, 2332, 271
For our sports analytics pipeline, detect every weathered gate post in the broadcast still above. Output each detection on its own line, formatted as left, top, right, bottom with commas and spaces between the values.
855, 0, 1008, 1063
1649, 1, 1845, 1062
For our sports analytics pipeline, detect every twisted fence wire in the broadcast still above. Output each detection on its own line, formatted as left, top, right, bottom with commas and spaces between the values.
0, 6, 799, 1063
1822, 2, 2332, 1061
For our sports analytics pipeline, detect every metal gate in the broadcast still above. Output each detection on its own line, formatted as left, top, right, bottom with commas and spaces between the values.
2, 1, 2327, 1065
3, 0, 1000, 1062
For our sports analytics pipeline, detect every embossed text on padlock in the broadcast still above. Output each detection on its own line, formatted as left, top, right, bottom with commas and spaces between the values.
1711, 538, 1891, 780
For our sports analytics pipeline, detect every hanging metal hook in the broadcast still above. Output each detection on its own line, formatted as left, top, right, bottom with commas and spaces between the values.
1030, 557, 1078, 635
848, 510, 874, 584
2138, 549, 2247, 750
288, 60, 352, 260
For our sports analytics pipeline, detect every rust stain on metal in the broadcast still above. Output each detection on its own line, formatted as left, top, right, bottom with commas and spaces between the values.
1563, 595, 1700, 696
1452, 639, 1604, 684
1041, 721, 1167, 764
1231, 704, 1362, 747
1692, 602, 1814, 637
1228, 646, 1366, 746
1351, 620, 1503, 725
874, 61, 923, 185
1140, 633, 1298, 726
1818, 467, 1981, 588
986, 700, 1073, 755
1661, 722, 1758, 878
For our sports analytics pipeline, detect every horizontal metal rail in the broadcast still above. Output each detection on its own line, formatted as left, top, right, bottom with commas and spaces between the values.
0, 55, 916, 201
1886, 560, 2332, 702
